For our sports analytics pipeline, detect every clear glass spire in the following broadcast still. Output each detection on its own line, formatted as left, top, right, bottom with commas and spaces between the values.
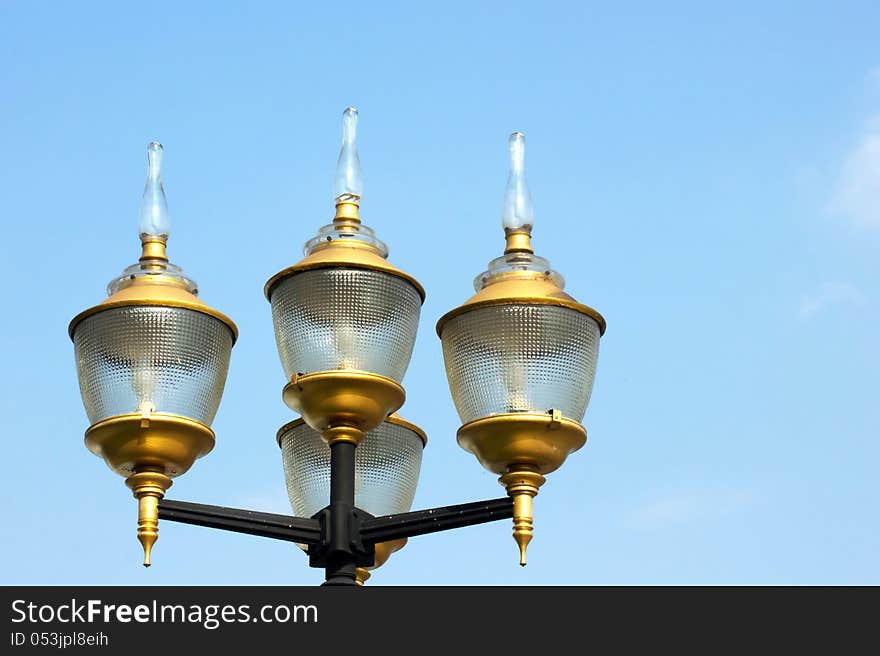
138, 142, 171, 240
501, 132, 534, 232
333, 107, 363, 203
106, 141, 197, 296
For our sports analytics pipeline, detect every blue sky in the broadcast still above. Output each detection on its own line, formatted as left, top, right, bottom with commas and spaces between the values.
1, 1, 878, 585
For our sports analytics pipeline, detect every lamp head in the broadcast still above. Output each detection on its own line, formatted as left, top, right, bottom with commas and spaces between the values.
436, 132, 605, 565
265, 109, 424, 437
69, 142, 237, 566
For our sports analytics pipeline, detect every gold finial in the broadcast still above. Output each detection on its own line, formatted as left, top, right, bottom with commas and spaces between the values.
355, 568, 371, 585
499, 466, 546, 566
125, 468, 173, 567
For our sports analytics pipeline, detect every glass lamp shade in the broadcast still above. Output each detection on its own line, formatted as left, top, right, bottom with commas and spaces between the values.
440, 303, 600, 425
73, 306, 234, 426
279, 416, 424, 518
269, 268, 421, 383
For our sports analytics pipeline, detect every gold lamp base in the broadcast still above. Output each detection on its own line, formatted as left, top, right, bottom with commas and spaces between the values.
355, 538, 407, 586
457, 412, 586, 566
456, 412, 586, 476
85, 413, 215, 567
282, 371, 405, 443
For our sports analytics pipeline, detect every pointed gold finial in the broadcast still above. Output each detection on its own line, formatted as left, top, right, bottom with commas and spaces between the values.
138, 495, 158, 567
499, 466, 546, 566
125, 469, 173, 567
513, 494, 533, 566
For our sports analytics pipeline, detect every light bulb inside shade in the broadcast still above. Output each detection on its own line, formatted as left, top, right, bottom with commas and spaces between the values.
501, 132, 534, 232
333, 107, 363, 203
132, 355, 157, 415
138, 142, 171, 240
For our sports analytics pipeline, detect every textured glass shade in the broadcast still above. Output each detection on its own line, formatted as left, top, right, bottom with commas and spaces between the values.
440, 304, 600, 424
279, 418, 424, 518
270, 268, 421, 382
73, 306, 233, 425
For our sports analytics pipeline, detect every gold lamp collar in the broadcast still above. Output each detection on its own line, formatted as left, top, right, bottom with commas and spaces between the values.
435, 242, 605, 336
68, 233, 238, 343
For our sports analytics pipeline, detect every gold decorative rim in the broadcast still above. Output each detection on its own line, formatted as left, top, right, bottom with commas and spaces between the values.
276, 413, 427, 447
456, 411, 587, 476
69, 299, 239, 343
281, 370, 406, 435
264, 261, 426, 304
84, 412, 216, 478
436, 297, 606, 337
386, 414, 428, 445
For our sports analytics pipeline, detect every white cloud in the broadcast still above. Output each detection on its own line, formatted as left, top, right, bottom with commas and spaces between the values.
799, 282, 866, 319
625, 487, 756, 530
831, 116, 880, 228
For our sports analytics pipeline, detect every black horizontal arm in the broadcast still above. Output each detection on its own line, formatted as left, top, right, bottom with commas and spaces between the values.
360, 497, 513, 544
158, 499, 323, 546
156, 496, 513, 553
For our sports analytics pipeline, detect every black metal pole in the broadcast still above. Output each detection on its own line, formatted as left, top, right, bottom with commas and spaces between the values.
323, 440, 358, 586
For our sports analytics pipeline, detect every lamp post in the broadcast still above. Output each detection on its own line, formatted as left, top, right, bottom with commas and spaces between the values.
69, 110, 605, 584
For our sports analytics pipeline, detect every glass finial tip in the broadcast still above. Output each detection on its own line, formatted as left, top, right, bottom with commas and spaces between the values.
138, 141, 171, 240
501, 131, 534, 232
334, 107, 363, 203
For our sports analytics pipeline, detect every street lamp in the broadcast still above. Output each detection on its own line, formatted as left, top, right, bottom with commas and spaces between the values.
69, 110, 604, 584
